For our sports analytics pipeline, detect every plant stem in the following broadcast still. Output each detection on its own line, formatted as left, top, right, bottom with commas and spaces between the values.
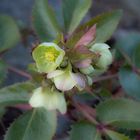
93, 73, 118, 83
70, 96, 98, 125
8, 66, 32, 80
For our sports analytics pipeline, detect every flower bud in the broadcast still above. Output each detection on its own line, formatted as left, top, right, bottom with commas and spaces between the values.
32, 42, 65, 73
29, 87, 67, 114
80, 65, 94, 75
90, 43, 113, 69
91, 68, 107, 77
86, 75, 93, 86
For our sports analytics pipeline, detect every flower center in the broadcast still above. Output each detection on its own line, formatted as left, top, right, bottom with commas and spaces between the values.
44, 47, 60, 62
45, 52, 56, 62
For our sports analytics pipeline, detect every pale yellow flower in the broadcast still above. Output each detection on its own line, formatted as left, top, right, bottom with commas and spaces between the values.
29, 87, 67, 114
47, 68, 86, 91
32, 42, 65, 73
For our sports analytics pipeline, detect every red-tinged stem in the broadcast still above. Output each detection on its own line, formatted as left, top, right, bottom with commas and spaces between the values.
70, 96, 98, 125
93, 73, 118, 83
14, 104, 32, 110
8, 66, 32, 80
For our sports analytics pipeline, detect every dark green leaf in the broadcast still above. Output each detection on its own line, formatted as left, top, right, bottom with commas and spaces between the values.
133, 45, 140, 68
0, 60, 7, 85
67, 10, 122, 48
70, 122, 101, 140
79, 10, 122, 43
4, 108, 57, 140
32, 0, 61, 41
0, 82, 35, 106
115, 32, 140, 57
105, 130, 131, 140
98, 88, 112, 99
97, 98, 140, 129
62, 0, 92, 34
119, 66, 140, 99
0, 15, 20, 52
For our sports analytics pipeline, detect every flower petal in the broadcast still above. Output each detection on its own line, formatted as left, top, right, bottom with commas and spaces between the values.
47, 70, 64, 79
97, 50, 112, 68
86, 76, 93, 86
80, 65, 94, 75
29, 87, 67, 114
74, 59, 92, 68
90, 43, 110, 52
32, 42, 65, 73
43, 91, 66, 114
29, 87, 45, 107
72, 73, 86, 90
56, 93, 67, 114
90, 43, 113, 69
53, 71, 76, 91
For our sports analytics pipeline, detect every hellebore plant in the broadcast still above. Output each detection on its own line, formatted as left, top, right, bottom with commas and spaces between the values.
30, 39, 113, 113
4, 0, 140, 140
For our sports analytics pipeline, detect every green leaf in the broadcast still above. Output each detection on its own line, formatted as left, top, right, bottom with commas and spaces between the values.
0, 106, 6, 119
32, 0, 61, 41
0, 60, 7, 85
115, 32, 140, 57
4, 108, 57, 140
70, 122, 101, 140
79, 10, 122, 43
0, 15, 20, 52
119, 66, 140, 99
105, 130, 131, 140
0, 82, 35, 106
97, 98, 140, 130
62, 0, 92, 34
133, 45, 140, 68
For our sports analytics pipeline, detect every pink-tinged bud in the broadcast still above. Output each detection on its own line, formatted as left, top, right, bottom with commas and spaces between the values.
74, 59, 92, 68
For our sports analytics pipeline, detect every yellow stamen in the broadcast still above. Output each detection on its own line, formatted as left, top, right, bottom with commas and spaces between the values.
45, 52, 55, 62
44, 47, 60, 62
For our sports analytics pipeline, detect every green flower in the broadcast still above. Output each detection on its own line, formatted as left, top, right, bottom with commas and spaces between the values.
47, 67, 86, 91
29, 87, 67, 114
32, 42, 65, 73
90, 43, 113, 69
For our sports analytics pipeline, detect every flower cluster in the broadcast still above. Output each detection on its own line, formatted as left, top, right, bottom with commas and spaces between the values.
29, 39, 112, 114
